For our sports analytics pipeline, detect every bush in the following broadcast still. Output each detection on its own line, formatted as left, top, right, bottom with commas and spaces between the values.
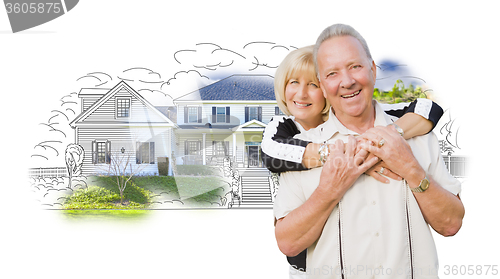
63, 186, 120, 209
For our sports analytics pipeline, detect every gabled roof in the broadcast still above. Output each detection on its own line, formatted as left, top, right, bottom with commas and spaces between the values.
232, 119, 267, 132
70, 81, 176, 127
174, 74, 275, 102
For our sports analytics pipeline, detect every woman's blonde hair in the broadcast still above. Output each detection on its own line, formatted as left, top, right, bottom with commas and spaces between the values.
274, 45, 330, 117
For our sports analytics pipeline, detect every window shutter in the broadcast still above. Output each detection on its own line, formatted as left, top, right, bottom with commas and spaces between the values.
149, 142, 155, 164
212, 106, 216, 123
184, 141, 188, 155
198, 106, 202, 123
184, 107, 188, 123
136, 142, 141, 164
92, 140, 97, 164
245, 107, 249, 122
258, 106, 262, 122
226, 107, 230, 123
105, 140, 111, 164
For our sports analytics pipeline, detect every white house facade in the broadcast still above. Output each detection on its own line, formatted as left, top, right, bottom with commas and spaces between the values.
69, 81, 177, 176
174, 74, 282, 168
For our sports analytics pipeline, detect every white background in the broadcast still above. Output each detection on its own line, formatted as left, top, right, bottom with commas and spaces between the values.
1, 1, 498, 278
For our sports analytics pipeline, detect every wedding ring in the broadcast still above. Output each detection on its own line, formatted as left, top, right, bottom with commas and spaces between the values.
378, 139, 385, 147
380, 167, 385, 174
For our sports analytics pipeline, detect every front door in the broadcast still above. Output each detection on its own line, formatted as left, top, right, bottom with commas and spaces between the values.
246, 145, 262, 168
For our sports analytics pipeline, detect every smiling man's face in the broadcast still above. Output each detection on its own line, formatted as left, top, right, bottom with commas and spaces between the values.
317, 35, 377, 122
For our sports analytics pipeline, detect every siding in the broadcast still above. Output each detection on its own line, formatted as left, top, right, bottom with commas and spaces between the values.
77, 126, 172, 175
177, 103, 280, 125
82, 88, 167, 123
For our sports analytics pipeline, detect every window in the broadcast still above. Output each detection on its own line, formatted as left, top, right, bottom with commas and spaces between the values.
184, 106, 202, 123
185, 140, 201, 155
275, 106, 284, 115
245, 106, 262, 122
212, 106, 230, 123
116, 98, 130, 118
136, 142, 155, 164
188, 107, 198, 123
212, 141, 229, 156
217, 107, 226, 122
92, 140, 111, 164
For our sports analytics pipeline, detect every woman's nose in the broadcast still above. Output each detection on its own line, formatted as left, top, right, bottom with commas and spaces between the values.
296, 84, 308, 98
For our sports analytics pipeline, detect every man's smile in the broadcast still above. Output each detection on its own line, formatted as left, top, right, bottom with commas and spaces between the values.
341, 90, 361, 99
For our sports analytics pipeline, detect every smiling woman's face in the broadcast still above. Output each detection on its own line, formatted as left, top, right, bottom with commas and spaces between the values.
285, 71, 326, 130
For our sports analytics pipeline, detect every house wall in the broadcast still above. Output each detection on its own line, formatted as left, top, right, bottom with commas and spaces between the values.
175, 131, 234, 157
76, 126, 173, 175
82, 89, 167, 123
176, 103, 281, 126
82, 97, 102, 112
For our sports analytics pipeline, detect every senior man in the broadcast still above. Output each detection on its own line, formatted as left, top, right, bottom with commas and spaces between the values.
274, 24, 464, 279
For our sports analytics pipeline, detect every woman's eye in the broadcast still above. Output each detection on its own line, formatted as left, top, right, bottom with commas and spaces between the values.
310, 83, 319, 88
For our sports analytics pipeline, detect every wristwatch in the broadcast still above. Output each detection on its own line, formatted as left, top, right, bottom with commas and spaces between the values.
389, 123, 404, 137
410, 174, 430, 193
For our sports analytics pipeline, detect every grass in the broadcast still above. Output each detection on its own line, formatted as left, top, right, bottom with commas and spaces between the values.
62, 175, 230, 214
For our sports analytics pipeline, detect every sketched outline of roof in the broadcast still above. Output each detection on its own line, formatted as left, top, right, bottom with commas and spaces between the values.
232, 119, 267, 132
174, 74, 275, 102
70, 81, 176, 128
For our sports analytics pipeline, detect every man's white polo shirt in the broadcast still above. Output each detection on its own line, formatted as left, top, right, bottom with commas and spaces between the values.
274, 101, 461, 279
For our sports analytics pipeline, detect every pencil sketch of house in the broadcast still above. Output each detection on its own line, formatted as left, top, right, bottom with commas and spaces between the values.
69, 81, 177, 176
62, 74, 278, 208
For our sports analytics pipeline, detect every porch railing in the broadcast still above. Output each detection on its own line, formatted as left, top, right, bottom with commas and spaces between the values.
28, 167, 67, 178
443, 156, 468, 178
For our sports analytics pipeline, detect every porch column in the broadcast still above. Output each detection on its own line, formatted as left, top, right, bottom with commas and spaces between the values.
232, 133, 236, 163
202, 133, 206, 165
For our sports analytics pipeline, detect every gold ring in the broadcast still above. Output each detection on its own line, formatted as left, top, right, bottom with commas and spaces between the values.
378, 139, 385, 147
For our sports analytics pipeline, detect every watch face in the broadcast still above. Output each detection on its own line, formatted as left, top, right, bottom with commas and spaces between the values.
421, 178, 430, 190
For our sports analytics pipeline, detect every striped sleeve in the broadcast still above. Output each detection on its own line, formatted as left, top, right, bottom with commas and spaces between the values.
261, 116, 310, 173
379, 98, 444, 128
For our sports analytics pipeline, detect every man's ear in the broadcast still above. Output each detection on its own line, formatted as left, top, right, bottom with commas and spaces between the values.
371, 60, 377, 81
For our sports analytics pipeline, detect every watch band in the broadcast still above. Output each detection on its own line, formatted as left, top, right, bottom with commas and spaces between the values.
389, 123, 404, 137
318, 141, 329, 165
410, 174, 430, 193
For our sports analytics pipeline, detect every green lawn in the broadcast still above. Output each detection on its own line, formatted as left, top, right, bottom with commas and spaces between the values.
62, 175, 231, 214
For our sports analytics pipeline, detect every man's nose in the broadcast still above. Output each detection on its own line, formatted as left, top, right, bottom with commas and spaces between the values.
340, 72, 355, 88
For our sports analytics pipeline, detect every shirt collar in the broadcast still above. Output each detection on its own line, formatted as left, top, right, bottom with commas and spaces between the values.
325, 100, 395, 137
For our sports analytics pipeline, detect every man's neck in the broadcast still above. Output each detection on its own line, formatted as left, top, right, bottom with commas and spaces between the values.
333, 104, 376, 135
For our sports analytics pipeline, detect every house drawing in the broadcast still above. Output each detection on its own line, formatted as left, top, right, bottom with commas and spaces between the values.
69, 81, 177, 176
66, 74, 282, 208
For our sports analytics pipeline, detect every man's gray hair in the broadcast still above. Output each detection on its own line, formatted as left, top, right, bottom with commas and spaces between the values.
313, 24, 373, 79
